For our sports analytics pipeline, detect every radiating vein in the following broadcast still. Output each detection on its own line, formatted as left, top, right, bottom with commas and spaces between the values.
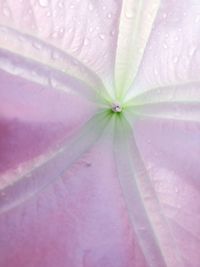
124, 80, 200, 123
0, 26, 110, 102
0, 111, 111, 214
127, 104, 200, 123
114, 0, 160, 99
113, 115, 183, 267
127, 81, 200, 106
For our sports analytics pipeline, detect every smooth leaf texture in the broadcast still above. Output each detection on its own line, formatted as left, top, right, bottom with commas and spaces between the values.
0, 1, 200, 267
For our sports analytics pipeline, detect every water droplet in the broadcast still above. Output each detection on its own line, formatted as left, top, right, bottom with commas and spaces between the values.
83, 38, 89, 46
72, 59, 78, 66
68, 27, 73, 33
51, 31, 58, 38
110, 30, 115, 36
174, 35, 179, 42
58, 1, 64, 8
88, 3, 93, 11
31, 24, 36, 30
31, 70, 37, 77
102, 5, 106, 10
188, 45, 196, 56
46, 11, 51, 17
99, 34, 105, 40
173, 56, 178, 63
3, 7, 11, 17
38, 0, 49, 7
138, 47, 143, 54
52, 10, 57, 17
162, 13, 167, 19
125, 6, 135, 19
51, 51, 60, 60
49, 77, 58, 88
154, 68, 158, 76
59, 27, 64, 33
195, 14, 200, 23
163, 42, 168, 49
33, 42, 42, 50
107, 13, 112, 19
70, 4, 74, 9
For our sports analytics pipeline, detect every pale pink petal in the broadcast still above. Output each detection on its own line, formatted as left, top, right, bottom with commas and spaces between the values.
0, 26, 109, 102
114, 0, 160, 98
128, 116, 200, 267
126, 81, 200, 122
122, 10, 200, 256
128, 0, 200, 98
0, 137, 147, 267
1, 1, 200, 267
114, 116, 184, 267
0, 68, 98, 213
0, 0, 122, 89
